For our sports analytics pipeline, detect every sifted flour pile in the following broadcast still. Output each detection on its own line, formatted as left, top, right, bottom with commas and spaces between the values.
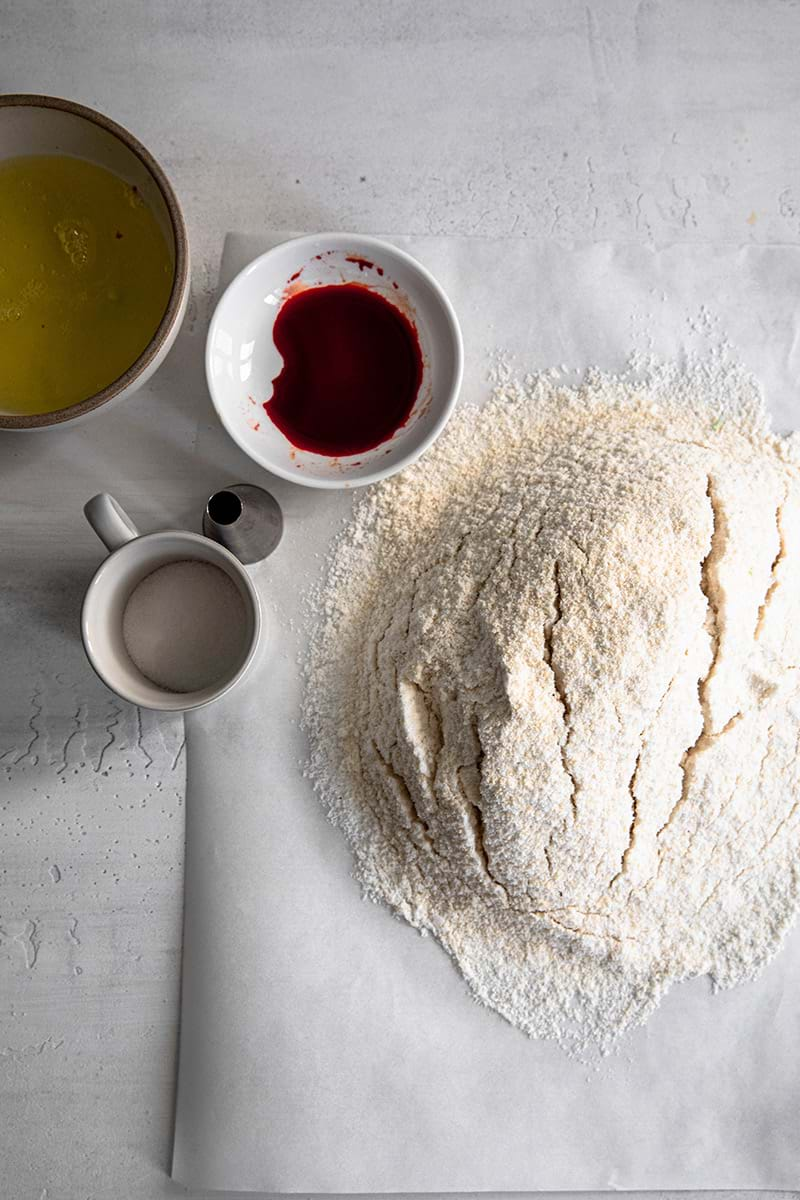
304, 354, 800, 1053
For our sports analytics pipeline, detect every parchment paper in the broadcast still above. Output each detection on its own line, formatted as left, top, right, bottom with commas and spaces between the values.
172, 238, 800, 1193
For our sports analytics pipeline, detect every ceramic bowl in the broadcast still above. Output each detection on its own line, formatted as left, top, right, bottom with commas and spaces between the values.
0, 94, 189, 431
206, 233, 463, 489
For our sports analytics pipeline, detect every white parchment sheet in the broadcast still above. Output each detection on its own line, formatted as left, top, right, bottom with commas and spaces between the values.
172, 238, 800, 1193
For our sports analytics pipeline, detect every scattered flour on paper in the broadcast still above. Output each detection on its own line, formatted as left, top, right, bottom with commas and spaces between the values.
304, 352, 800, 1054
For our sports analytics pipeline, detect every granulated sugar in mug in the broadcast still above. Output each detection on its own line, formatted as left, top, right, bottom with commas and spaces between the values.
123, 559, 247, 693
303, 352, 800, 1054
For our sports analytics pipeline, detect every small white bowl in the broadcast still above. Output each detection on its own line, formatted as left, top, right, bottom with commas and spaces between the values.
206, 233, 463, 489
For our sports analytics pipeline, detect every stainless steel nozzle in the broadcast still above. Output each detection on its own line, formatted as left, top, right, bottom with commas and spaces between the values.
203, 484, 283, 565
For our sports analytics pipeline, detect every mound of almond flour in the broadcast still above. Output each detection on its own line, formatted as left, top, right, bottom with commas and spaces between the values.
304, 354, 800, 1053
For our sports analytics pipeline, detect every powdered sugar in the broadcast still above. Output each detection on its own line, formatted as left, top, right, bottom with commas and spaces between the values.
304, 353, 800, 1054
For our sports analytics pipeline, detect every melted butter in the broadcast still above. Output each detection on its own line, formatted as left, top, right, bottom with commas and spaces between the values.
0, 154, 173, 415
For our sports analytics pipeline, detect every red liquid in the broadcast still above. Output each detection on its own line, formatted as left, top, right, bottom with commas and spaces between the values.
265, 284, 423, 456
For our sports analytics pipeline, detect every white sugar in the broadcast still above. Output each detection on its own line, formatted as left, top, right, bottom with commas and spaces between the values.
123, 560, 247, 693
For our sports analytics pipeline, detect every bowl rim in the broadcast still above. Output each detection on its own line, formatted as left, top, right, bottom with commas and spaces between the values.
205, 231, 464, 490
0, 93, 189, 431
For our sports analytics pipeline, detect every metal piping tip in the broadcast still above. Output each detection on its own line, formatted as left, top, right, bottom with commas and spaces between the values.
203, 484, 283, 565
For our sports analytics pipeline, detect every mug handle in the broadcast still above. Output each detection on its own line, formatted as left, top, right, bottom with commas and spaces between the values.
84, 493, 140, 552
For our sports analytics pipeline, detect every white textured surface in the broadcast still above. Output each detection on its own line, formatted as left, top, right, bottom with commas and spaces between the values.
2, 1, 800, 1197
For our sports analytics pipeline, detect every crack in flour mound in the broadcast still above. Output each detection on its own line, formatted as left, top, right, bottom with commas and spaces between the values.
304, 355, 800, 1054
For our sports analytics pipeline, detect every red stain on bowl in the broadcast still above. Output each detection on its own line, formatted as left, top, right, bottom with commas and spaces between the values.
346, 255, 374, 272
345, 255, 385, 277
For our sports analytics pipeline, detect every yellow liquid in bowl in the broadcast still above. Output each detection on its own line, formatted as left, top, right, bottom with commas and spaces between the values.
0, 154, 174, 416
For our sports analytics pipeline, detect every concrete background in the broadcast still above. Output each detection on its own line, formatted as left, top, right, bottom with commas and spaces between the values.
2, 1, 800, 1197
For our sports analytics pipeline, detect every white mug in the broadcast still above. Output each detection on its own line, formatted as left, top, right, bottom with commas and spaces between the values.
82, 493, 262, 712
